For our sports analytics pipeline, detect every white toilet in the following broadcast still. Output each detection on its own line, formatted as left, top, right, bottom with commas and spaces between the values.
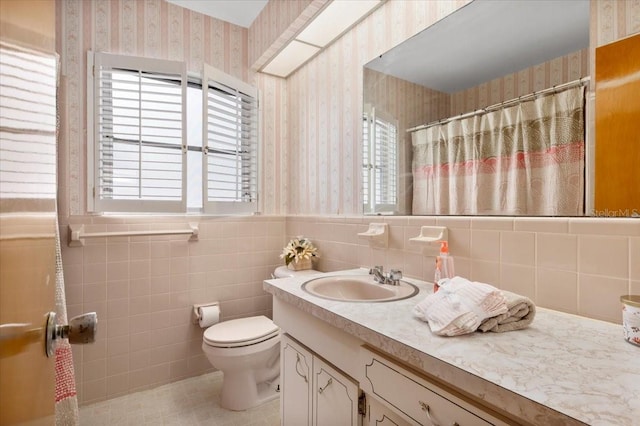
201, 266, 319, 411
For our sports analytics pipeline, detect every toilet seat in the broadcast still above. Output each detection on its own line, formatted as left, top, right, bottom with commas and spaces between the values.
203, 316, 279, 348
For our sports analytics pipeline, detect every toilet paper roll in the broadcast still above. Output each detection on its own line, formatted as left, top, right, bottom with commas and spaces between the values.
198, 305, 220, 328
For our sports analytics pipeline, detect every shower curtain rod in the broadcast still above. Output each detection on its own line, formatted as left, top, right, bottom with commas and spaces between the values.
407, 76, 590, 133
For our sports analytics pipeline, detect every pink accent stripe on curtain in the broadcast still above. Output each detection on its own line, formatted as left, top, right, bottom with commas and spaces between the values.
414, 141, 584, 178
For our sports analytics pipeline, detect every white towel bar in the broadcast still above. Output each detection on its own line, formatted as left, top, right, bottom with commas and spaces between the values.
68, 224, 198, 247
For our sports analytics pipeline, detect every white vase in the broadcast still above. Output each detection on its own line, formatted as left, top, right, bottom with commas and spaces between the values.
287, 258, 312, 271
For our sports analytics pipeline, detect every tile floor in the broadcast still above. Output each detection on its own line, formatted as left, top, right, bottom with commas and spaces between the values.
79, 372, 280, 425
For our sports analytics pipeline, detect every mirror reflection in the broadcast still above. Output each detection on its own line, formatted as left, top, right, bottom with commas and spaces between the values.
363, 0, 590, 216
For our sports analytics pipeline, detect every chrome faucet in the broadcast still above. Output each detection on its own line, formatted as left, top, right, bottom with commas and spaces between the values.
369, 266, 403, 286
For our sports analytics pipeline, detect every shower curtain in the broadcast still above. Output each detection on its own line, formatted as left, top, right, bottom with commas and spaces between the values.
412, 85, 585, 215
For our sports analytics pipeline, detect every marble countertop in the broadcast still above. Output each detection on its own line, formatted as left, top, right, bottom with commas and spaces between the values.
264, 269, 640, 426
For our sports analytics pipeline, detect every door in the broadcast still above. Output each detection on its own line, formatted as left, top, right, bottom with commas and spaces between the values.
594, 33, 640, 214
0, 1, 58, 424
281, 334, 313, 425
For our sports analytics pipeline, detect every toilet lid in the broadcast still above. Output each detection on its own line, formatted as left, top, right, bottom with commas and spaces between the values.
203, 316, 279, 348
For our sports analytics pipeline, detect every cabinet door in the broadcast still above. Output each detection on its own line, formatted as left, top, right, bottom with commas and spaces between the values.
367, 395, 410, 426
281, 334, 313, 426
313, 356, 360, 426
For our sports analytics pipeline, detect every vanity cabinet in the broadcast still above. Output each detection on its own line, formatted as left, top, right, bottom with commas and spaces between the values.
281, 333, 361, 426
272, 296, 514, 426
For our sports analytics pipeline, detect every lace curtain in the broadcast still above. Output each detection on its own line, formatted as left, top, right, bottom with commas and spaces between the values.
412, 85, 585, 216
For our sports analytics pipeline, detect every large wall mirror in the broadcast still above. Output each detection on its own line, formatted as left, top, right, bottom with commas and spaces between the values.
363, 0, 593, 216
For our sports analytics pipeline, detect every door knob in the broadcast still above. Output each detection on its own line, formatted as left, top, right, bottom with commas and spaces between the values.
1, 312, 97, 358
45, 311, 97, 357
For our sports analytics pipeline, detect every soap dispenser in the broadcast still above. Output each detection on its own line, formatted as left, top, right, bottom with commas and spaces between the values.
433, 241, 455, 292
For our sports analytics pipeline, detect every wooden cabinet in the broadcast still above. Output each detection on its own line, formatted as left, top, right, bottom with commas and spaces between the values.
281, 333, 361, 426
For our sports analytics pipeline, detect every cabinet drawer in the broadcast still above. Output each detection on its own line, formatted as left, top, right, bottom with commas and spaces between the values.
360, 347, 507, 426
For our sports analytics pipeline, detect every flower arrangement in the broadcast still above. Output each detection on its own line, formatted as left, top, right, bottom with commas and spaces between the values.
280, 236, 319, 266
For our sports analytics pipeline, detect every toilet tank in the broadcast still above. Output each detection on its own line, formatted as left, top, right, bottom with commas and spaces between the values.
273, 266, 320, 279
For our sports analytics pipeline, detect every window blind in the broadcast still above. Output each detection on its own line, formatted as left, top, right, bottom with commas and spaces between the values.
202, 64, 259, 214
0, 42, 57, 200
90, 52, 187, 213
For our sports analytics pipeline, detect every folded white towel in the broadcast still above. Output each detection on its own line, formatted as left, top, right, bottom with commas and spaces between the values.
413, 276, 508, 336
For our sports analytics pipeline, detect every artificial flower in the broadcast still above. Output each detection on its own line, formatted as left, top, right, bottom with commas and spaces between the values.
280, 236, 319, 266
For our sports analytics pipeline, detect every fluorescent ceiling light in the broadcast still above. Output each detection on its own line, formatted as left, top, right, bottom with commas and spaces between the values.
260, 0, 383, 78
261, 40, 321, 78
297, 0, 382, 47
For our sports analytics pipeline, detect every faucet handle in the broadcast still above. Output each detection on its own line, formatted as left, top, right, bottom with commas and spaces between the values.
369, 265, 383, 274
389, 269, 402, 285
389, 269, 403, 281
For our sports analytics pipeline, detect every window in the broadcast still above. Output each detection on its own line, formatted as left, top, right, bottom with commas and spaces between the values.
88, 52, 259, 214
362, 106, 398, 214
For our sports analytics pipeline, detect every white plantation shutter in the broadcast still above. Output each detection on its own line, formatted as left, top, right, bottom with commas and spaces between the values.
374, 115, 398, 210
202, 64, 259, 214
89, 52, 187, 213
363, 107, 398, 214
0, 42, 57, 200
362, 114, 371, 210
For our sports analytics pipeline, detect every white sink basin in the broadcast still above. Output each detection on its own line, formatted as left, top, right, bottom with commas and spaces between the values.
302, 275, 419, 302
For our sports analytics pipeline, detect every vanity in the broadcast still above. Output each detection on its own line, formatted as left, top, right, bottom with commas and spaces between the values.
264, 269, 639, 425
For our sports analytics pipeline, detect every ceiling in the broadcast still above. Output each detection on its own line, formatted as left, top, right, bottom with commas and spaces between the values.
165, 0, 268, 28
365, 0, 590, 93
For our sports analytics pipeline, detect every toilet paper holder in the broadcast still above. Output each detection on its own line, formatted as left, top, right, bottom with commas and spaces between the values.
192, 302, 219, 325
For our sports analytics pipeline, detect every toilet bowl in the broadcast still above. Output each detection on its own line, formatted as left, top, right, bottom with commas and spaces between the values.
202, 316, 281, 411
202, 267, 320, 411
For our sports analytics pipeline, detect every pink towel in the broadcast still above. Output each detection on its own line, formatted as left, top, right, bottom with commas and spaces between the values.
413, 277, 508, 336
